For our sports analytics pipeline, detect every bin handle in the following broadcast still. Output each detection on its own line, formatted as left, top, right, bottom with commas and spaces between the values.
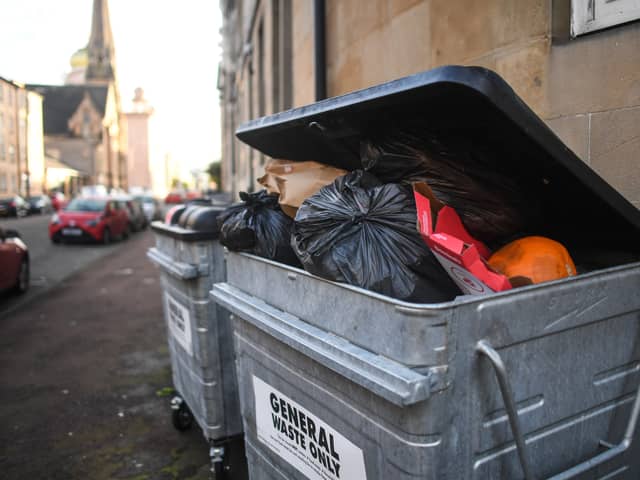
476, 340, 640, 480
146, 247, 201, 280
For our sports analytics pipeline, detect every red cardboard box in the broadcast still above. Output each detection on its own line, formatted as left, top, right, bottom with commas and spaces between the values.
413, 182, 512, 295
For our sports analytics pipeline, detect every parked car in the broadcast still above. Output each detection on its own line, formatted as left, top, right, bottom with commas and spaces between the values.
0, 196, 29, 218
164, 191, 184, 204
113, 195, 147, 232
0, 227, 29, 294
134, 195, 161, 223
49, 197, 130, 244
27, 195, 53, 214
49, 192, 67, 211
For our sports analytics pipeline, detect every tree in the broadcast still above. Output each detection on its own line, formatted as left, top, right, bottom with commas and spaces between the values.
206, 161, 222, 191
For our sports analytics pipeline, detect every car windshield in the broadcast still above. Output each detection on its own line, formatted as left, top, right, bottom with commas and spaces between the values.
135, 196, 154, 204
65, 198, 106, 212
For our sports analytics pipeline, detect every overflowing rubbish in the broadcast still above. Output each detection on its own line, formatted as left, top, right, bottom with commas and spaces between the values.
220, 159, 580, 300
258, 159, 348, 218
217, 190, 300, 266
361, 124, 537, 243
291, 171, 461, 302
488, 236, 577, 286
414, 181, 512, 294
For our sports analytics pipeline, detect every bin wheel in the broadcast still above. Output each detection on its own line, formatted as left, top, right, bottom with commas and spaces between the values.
171, 403, 193, 431
213, 460, 224, 478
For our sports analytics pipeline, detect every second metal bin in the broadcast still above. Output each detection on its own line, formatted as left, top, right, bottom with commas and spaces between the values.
212, 66, 640, 479
148, 206, 246, 478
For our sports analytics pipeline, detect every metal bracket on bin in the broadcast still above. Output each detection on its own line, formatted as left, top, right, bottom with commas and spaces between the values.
212, 282, 434, 406
147, 247, 205, 280
476, 340, 640, 480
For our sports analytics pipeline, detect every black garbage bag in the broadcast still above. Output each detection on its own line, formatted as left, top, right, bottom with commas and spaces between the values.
361, 124, 538, 243
292, 171, 461, 302
217, 190, 300, 266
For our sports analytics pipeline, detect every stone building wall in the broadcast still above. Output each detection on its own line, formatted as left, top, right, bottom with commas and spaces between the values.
220, 0, 640, 206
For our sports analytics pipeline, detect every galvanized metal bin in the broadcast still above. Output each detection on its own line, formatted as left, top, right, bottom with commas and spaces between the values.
148, 207, 246, 478
211, 66, 640, 479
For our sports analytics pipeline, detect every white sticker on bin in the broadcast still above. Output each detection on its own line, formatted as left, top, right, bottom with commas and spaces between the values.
165, 293, 192, 356
253, 376, 367, 480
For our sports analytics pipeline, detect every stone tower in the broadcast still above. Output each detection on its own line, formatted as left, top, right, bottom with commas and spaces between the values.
85, 0, 116, 84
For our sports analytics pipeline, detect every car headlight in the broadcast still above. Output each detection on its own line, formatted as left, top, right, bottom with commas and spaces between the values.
51, 213, 60, 224
86, 219, 99, 227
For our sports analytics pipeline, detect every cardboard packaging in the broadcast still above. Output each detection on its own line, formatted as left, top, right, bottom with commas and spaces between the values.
413, 182, 512, 295
258, 160, 348, 218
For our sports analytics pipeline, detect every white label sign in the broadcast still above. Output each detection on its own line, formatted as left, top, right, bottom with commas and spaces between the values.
165, 293, 192, 356
253, 376, 367, 480
432, 251, 495, 295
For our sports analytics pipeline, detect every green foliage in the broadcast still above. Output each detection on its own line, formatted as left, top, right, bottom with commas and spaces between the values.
206, 161, 221, 191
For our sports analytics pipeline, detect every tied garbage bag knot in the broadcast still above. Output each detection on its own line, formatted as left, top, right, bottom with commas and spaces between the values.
292, 171, 460, 302
350, 211, 366, 225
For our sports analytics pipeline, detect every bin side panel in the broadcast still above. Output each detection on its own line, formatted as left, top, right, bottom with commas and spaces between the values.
152, 237, 243, 441
456, 268, 640, 479
231, 314, 457, 480
225, 252, 450, 367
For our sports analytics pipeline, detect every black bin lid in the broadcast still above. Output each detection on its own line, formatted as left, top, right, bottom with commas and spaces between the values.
151, 205, 226, 241
236, 65, 640, 253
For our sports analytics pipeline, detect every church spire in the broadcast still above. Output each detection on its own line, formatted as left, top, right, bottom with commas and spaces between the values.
86, 0, 116, 84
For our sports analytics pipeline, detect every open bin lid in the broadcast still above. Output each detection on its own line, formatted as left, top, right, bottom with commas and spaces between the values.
236, 65, 640, 255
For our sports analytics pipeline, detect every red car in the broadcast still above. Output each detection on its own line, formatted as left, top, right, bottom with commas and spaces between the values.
0, 227, 29, 294
49, 192, 67, 212
49, 197, 130, 244
164, 191, 185, 204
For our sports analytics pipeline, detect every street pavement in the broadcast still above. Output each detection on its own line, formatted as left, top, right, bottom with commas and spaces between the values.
0, 214, 120, 317
0, 230, 212, 479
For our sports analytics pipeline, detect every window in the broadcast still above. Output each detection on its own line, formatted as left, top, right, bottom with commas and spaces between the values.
0, 144, 4, 161
0, 173, 6, 192
9, 174, 16, 193
571, 0, 640, 36
8, 145, 15, 163
66, 198, 107, 212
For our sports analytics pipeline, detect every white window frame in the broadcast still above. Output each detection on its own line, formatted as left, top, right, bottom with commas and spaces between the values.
571, 0, 640, 37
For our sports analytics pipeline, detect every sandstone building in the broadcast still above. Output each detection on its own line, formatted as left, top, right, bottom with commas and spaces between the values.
219, 0, 640, 207
28, 0, 126, 193
0, 77, 45, 198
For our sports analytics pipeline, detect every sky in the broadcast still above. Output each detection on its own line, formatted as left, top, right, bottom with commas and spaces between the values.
0, 0, 223, 181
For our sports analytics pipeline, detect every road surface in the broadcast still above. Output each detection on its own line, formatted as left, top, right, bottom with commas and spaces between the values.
0, 231, 213, 479
0, 213, 121, 317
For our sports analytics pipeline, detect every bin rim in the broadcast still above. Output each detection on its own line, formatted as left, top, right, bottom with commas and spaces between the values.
151, 220, 220, 241
228, 250, 640, 313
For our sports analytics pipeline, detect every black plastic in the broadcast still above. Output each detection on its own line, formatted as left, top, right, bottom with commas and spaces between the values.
236, 66, 640, 253
178, 205, 203, 228
185, 206, 226, 231
151, 205, 226, 242
292, 171, 461, 301
217, 191, 300, 266
166, 205, 186, 225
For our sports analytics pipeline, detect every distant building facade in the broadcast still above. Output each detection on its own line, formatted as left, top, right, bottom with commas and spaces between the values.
28, 0, 126, 193
0, 77, 45, 198
219, 0, 640, 207
123, 88, 153, 192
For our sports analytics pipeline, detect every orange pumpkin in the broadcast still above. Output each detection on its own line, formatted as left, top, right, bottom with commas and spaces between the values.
488, 236, 576, 285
